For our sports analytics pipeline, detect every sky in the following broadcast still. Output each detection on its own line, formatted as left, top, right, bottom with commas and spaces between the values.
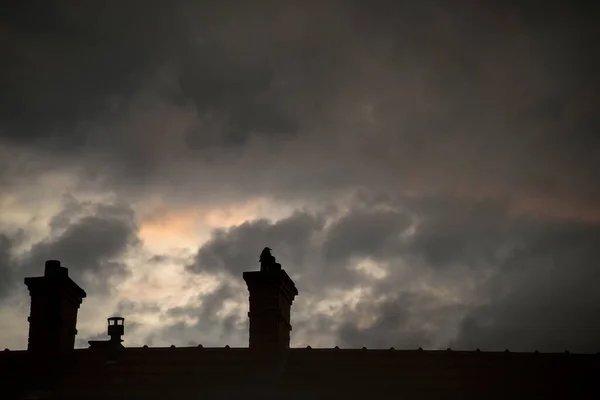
1, 0, 599, 353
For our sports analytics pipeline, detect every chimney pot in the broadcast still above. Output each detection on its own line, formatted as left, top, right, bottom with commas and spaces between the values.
44, 260, 68, 278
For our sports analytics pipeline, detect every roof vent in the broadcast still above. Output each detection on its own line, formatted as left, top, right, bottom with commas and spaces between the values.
170, 345, 176, 349
389, 347, 395, 351
418, 347, 423, 351
361, 346, 367, 350
89, 317, 125, 350
197, 344, 203, 349
476, 348, 481, 352
4, 348, 9, 352
446, 348, 452, 352
505, 349, 510, 353
107, 317, 124, 343
534, 350, 539, 354
334, 346, 340, 351
306, 346, 312, 349
225, 345, 230, 349
143, 345, 149, 349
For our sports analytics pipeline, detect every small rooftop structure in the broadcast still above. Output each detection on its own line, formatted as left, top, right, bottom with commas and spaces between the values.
88, 317, 125, 351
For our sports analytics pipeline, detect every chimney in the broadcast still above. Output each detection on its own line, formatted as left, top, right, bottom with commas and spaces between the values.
24, 260, 87, 354
243, 248, 298, 350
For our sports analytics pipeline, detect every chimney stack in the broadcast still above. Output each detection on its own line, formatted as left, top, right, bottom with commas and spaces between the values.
243, 248, 298, 350
24, 260, 87, 355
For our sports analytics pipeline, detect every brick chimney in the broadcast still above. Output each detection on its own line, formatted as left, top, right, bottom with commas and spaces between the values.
24, 260, 87, 354
243, 266, 298, 350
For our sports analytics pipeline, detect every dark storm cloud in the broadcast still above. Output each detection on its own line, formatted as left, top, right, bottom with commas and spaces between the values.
14, 199, 140, 294
188, 211, 326, 277
1, 0, 599, 353
337, 295, 433, 349
334, 195, 600, 352
451, 220, 600, 353
187, 202, 416, 293
0, 1, 185, 147
401, 198, 517, 269
168, 282, 235, 320
0, 233, 16, 298
0, 228, 27, 299
180, 42, 297, 149
323, 207, 411, 265
157, 281, 246, 347
2, 0, 598, 211
189, 191, 600, 351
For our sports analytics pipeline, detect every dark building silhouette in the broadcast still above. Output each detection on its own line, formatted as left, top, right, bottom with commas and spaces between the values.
1, 253, 599, 399
244, 269, 297, 350
24, 260, 87, 355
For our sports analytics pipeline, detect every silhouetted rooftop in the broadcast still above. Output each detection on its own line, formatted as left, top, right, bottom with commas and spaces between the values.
1, 346, 598, 399
4, 256, 599, 399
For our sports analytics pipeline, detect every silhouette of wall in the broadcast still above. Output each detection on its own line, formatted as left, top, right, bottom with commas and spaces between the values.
243, 269, 298, 350
24, 260, 87, 355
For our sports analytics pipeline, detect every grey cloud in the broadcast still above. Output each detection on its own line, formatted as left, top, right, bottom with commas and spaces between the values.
116, 300, 162, 316
0, 233, 16, 298
0, 1, 184, 146
19, 200, 139, 294
451, 220, 600, 353
323, 207, 411, 264
188, 211, 326, 277
146, 252, 192, 266
337, 295, 432, 350
1, 0, 599, 354
401, 198, 518, 269
180, 43, 297, 149
158, 281, 247, 347
284, 194, 600, 352
0, 228, 27, 299
188, 205, 414, 293
1, 0, 598, 211
168, 283, 235, 320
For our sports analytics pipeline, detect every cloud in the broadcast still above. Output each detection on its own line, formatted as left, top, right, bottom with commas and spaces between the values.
332, 195, 600, 352
1, 1, 598, 214
180, 43, 297, 149
1, 1, 599, 353
149, 281, 248, 347
9, 198, 140, 295
451, 219, 600, 353
0, 1, 185, 146
188, 211, 326, 277
0, 233, 16, 298
323, 207, 412, 265
337, 294, 433, 349
0, 227, 27, 299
